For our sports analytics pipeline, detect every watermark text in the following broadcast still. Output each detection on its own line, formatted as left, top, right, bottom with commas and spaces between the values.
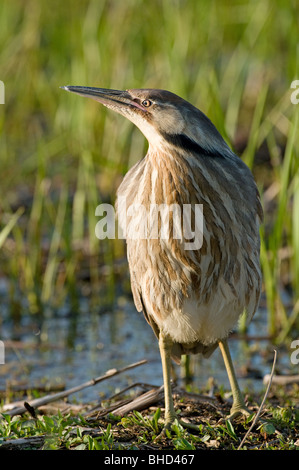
290, 80, 299, 104
0, 81, 4, 104
290, 339, 299, 365
0, 341, 4, 364
95, 197, 203, 250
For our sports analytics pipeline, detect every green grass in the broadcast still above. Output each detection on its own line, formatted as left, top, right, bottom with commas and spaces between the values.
0, 1, 298, 343
1, 397, 298, 450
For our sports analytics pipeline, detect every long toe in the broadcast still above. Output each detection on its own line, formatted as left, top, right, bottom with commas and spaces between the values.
156, 416, 200, 440
227, 404, 252, 421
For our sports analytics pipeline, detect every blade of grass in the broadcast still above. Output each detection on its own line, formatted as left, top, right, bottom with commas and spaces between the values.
292, 171, 299, 298
242, 84, 268, 170
0, 207, 24, 249
41, 186, 68, 304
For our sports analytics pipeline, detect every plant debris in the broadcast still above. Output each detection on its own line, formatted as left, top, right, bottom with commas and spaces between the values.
1, 379, 298, 450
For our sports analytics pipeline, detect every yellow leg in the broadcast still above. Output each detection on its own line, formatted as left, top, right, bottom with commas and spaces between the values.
158, 332, 177, 427
218, 339, 250, 419
158, 332, 200, 434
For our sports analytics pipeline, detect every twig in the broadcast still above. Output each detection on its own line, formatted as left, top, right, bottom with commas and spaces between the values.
174, 388, 218, 405
0, 435, 45, 449
4, 359, 147, 417
263, 374, 299, 386
104, 382, 159, 402
104, 386, 164, 417
238, 349, 277, 450
85, 382, 159, 417
24, 401, 37, 419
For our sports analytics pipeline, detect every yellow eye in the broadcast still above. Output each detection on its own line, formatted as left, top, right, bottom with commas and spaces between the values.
142, 100, 152, 107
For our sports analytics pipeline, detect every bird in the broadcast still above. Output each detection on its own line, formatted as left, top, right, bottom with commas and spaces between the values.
62, 86, 263, 432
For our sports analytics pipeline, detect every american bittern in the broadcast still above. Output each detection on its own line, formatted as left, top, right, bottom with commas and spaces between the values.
62, 86, 263, 431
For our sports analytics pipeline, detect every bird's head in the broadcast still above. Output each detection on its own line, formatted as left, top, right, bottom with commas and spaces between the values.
61, 86, 231, 156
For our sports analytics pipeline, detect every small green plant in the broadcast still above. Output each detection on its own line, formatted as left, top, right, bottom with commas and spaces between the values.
121, 408, 161, 436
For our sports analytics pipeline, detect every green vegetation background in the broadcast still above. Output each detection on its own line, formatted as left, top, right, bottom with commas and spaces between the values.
0, 0, 298, 345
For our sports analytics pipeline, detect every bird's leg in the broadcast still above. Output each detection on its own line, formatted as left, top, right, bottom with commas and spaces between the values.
158, 332, 200, 435
218, 339, 251, 419
158, 332, 177, 429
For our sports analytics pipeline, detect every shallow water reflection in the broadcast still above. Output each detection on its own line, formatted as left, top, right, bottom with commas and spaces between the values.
0, 294, 288, 404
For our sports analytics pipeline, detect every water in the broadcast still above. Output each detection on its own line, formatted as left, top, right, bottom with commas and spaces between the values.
0, 288, 290, 405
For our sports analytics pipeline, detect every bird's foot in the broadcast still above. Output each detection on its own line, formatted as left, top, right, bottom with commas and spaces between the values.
155, 414, 200, 440
154, 416, 175, 441
224, 403, 252, 422
178, 418, 201, 432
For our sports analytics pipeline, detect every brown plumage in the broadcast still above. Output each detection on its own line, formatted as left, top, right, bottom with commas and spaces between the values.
62, 86, 263, 431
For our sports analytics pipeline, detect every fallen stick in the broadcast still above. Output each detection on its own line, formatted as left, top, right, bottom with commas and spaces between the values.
110, 385, 164, 416
0, 435, 45, 450
3, 359, 147, 417
86, 382, 161, 418
263, 374, 299, 386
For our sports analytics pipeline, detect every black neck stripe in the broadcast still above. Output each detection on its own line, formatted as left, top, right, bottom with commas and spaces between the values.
161, 132, 225, 158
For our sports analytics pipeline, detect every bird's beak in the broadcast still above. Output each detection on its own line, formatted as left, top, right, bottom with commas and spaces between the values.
61, 86, 146, 112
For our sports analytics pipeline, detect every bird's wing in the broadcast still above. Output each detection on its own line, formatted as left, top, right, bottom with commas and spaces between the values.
130, 268, 161, 340
130, 275, 143, 312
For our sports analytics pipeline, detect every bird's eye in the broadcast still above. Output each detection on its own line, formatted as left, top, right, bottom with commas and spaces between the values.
142, 100, 152, 107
